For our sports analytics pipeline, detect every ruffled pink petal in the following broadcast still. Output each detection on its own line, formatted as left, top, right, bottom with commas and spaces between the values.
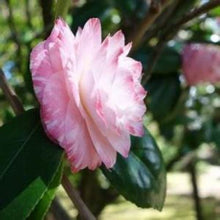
85, 116, 117, 168
30, 42, 54, 102
31, 19, 102, 171
78, 33, 146, 157
78, 58, 132, 158
40, 73, 101, 171
76, 18, 102, 72
76, 50, 130, 158
106, 31, 125, 60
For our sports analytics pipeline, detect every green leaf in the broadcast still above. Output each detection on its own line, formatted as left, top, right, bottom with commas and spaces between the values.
27, 161, 64, 220
145, 74, 181, 121
0, 109, 64, 220
101, 128, 166, 210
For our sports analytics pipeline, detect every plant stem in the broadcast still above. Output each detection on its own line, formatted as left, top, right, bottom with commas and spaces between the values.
62, 175, 96, 220
189, 161, 203, 220
5, 0, 22, 72
39, 0, 54, 37
154, 0, 220, 44
0, 69, 24, 115
39, 0, 54, 25
129, 0, 171, 51
142, 41, 165, 85
168, 0, 220, 36
144, 0, 181, 42
50, 197, 71, 220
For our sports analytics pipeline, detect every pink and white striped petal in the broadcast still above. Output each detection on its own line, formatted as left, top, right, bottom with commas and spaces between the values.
30, 18, 147, 171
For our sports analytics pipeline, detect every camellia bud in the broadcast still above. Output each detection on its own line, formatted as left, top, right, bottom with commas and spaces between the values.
182, 43, 220, 86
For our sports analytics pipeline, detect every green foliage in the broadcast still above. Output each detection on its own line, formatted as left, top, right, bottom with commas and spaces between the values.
0, 109, 64, 220
134, 46, 181, 74
112, 0, 149, 19
71, 0, 115, 34
213, 131, 220, 149
210, 6, 220, 16
27, 162, 63, 220
145, 74, 181, 121
102, 128, 166, 210
169, 0, 197, 21
0, 0, 220, 218
55, 0, 70, 18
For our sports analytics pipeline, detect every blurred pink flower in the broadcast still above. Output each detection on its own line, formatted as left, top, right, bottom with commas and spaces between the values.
217, 17, 220, 26
182, 43, 220, 86
30, 18, 146, 172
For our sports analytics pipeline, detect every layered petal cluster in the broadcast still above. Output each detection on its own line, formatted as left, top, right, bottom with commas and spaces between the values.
30, 18, 146, 172
182, 43, 220, 86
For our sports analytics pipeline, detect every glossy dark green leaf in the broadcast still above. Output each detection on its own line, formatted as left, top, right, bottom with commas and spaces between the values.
0, 109, 64, 220
145, 74, 181, 121
27, 161, 63, 220
102, 128, 166, 210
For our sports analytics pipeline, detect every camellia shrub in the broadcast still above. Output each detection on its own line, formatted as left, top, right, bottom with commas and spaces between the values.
0, 0, 220, 219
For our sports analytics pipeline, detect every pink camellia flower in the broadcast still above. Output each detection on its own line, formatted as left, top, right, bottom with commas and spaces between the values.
182, 43, 220, 86
217, 17, 220, 26
30, 18, 146, 172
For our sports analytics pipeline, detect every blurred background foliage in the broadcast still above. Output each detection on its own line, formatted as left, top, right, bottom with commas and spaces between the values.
0, 0, 220, 219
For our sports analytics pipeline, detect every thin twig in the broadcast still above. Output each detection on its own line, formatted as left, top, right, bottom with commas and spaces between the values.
62, 175, 96, 220
142, 41, 165, 85
188, 160, 203, 220
5, 0, 22, 71
128, 0, 172, 51
163, 0, 220, 41
161, 87, 189, 124
0, 69, 24, 115
144, 0, 181, 42
39, 0, 54, 37
50, 197, 71, 220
